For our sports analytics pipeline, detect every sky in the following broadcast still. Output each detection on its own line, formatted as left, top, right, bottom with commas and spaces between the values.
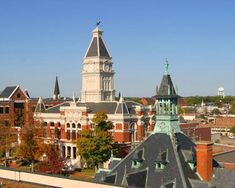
0, 0, 235, 98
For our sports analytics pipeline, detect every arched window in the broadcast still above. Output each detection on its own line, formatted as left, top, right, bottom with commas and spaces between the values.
77, 123, 82, 129
66, 123, 70, 128
72, 123, 76, 129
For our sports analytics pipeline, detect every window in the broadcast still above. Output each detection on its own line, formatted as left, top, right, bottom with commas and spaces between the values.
72, 130, 76, 140
5, 107, 9, 114
57, 122, 61, 127
0, 107, 3, 114
17, 93, 21, 98
5, 120, 10, 127
131, 150, 144, 169
57, 129, 61, 139
62, 146, 66, 158
77, 130, 81, 138
51, 129, 55, 138
72, 123, 76, 129
67, 130, 71, 140
77, 123, 81, 129
155, 150, 168, 170
73, 147, 77, 159
66, 123, 70, 128
50, 122, 55, 127
67, 146, 71, 158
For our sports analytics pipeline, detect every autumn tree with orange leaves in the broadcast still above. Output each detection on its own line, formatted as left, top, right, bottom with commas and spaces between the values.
16, 124, 45, 172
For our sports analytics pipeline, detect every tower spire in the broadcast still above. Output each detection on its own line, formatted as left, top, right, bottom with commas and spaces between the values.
53, 76, 60, 100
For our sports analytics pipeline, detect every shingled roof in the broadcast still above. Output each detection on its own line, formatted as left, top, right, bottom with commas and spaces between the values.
95, 133, 210, 188
0, 86, 18, 98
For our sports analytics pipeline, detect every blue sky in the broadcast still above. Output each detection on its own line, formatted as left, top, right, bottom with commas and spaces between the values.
0, 0, 235, 98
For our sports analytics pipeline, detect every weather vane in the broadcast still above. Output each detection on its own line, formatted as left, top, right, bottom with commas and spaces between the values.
164, 58, 169, 75
96, 21, 101, 27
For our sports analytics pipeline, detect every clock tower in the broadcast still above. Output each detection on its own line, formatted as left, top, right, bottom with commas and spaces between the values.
153, 61, 181, 136
81, 26, 115, 102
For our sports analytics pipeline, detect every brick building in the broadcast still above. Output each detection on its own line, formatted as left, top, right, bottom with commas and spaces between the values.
34, 26, 155, 166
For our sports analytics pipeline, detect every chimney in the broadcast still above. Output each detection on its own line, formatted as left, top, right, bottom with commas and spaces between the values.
196, 141, 213, 181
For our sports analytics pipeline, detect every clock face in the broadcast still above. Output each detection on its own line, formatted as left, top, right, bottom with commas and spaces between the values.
159, 122, 166, 129
88, 64, 94, 72
104, 64, 109, 72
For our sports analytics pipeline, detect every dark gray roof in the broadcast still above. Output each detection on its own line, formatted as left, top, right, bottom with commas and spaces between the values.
95, 133, 204, 188
214, 150, 235, 163
54, 76, 60, 96
86, 37, 110, 58
86, 37, 98, 57
109, 159, 122, 170
212, 168, 235, 188
115, 102, 129, 114
157, 75, 178, 98
86, 101, 137, 115
42, 101, 138, 115
44, 102, 71, 113
0, 86, 17, 98
99, 38, 110, 57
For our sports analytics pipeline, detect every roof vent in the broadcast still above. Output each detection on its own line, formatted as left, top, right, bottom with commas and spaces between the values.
131, 149, 144, 168
155, 149, 168, 170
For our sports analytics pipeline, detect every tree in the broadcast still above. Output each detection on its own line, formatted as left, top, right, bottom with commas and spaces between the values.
211, 108, 221, 115
92, 112, 114, 131
37, 144, 64, 174
77, 112, 114, 169
229, 104, 235, 114
230, 126, 235, 134
0, 120, 17, 167
16, 124, 45, 172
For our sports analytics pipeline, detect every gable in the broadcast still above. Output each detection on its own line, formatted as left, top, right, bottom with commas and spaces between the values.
11, 87, 28, 100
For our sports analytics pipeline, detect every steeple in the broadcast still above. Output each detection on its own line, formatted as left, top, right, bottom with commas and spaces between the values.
153, 62, 181, 136
53, 76, 60, 100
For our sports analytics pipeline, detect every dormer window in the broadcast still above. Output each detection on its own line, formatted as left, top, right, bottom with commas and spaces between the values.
155, 149, 168, 170
186, 148, 196, 171
131, 149, 144, 168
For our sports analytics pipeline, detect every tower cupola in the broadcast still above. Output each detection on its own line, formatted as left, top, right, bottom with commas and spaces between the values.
153, 61, 181, 136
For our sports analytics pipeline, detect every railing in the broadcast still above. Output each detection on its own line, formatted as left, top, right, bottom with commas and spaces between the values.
0, 167, 121, 188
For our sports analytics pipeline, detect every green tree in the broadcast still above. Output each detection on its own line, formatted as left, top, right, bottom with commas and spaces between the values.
77, 112, 114, 169
230, 126, 235, 134
0, 120, 17, 167
211, 108, 221, 115
229, 104, 235, 114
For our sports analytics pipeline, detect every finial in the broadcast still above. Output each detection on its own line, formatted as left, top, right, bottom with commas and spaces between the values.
164, 58, 169, 75
72, 93, 76, 102
96, 21, 101, 27
119, 93, 124, 102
